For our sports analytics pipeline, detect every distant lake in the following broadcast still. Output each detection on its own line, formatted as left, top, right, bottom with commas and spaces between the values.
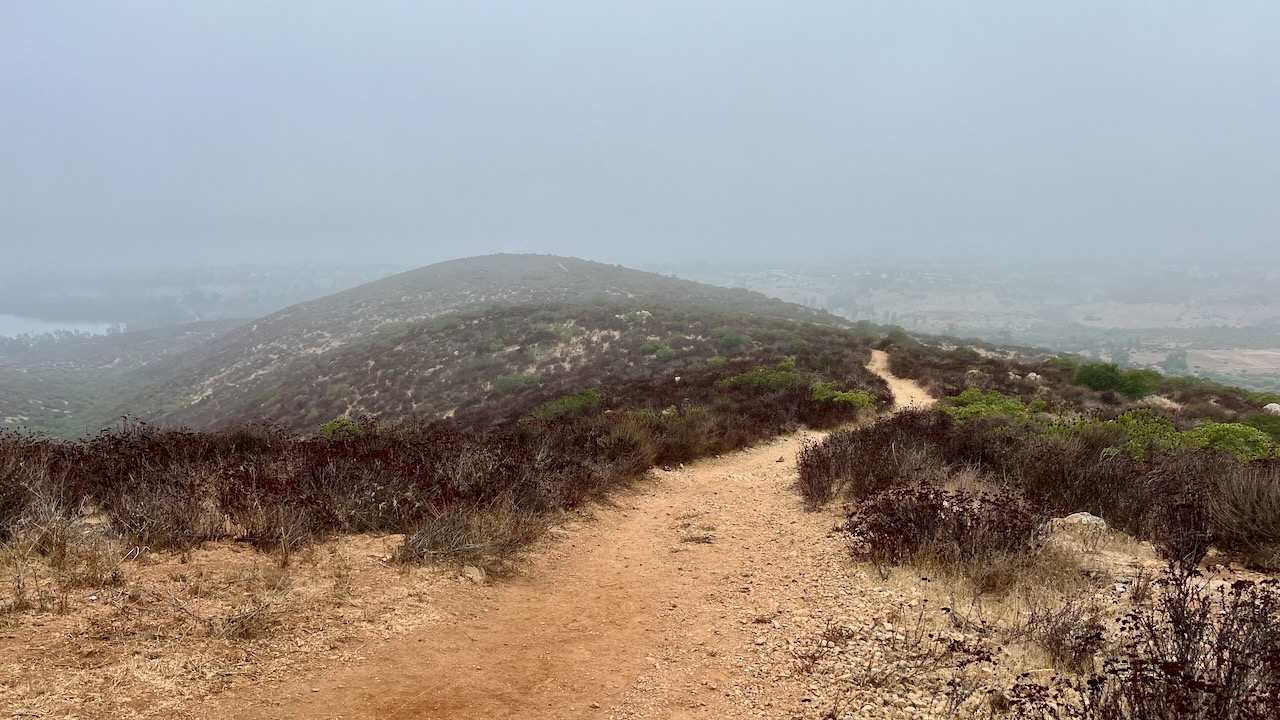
0, 314, 114, 338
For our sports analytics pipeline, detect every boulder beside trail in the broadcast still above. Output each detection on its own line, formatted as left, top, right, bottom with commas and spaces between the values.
1044, 512, 1108, 534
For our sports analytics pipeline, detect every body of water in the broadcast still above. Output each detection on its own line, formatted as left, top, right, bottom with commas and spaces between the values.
0, 314, 115, 338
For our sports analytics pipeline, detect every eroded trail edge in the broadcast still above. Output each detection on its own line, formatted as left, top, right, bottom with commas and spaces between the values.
205, 354, 934, 720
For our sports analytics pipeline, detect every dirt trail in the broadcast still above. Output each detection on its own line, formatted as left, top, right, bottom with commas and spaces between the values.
868, 349, 933, 411
201, 358, 934, 720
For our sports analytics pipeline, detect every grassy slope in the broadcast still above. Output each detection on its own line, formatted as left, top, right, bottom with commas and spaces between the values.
87, 255, 855, 433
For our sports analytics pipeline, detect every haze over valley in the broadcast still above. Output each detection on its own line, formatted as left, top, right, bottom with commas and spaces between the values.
3, 4, 1280, 719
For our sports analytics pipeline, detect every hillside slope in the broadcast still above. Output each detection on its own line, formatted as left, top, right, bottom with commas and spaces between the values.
91, 255, 858, 433
0, 320, 245, 435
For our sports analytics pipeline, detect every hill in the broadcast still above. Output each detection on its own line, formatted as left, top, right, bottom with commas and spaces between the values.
75, 255, 856, 433
0, 320, 245, 435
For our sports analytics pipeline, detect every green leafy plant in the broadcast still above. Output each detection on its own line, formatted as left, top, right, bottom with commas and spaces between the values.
689, 356, 727, 371
493, 373, 541, 393
1245, 413, 1280, 444
937, 388, 1039, 425
715, 358, 810, 390
639, 339, 674, 358
712, 327, 751, 351
811, 382, 876, 411
1073, 363, 1161, 399
1184, 422, 1277, 461
319, 416, 363, 439
532, 389, 603, 420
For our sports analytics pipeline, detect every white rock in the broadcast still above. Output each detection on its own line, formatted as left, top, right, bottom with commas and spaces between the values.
1265, 403, 1280, 417
461, 565, 486, 584
1057, 512, 1107, 531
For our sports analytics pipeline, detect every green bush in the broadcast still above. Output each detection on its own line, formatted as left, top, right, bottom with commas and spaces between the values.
1184, 422, 1277, 462
1041, 358, 1079, 372
712, 328, 751, 351
1109, 409, 1183, 459
884, 328, 920, 349
715, 358, 810, 390
812, 382, 876, 411
1118, 369, 1162, 399
1072, 363, 1161, 399
532, 389, 603, 420
689, 356, 727, 371
1043, 409, 1181, 460
937, 388, 1037, 425
319, 416, 363, 439
493, 373, 541, 393
1245, 413, 1280, 444
1073, 363, 1124, 392
639, 339, 673, 357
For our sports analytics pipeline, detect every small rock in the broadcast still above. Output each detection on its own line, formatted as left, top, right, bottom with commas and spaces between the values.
1055, 512, 1108, 531
461, 565, 486, 584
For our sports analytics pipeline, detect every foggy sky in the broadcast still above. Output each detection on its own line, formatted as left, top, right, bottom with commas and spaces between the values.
3, 2, 1277, 270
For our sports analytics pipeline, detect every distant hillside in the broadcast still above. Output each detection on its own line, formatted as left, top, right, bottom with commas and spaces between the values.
80, 255, 855, 433
0, 320, 245, 435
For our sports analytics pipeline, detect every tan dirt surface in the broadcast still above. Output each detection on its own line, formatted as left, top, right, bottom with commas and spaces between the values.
867, 350, 934, 411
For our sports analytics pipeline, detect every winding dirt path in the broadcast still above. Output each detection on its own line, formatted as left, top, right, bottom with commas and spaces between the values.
200, 356, 934, 720
868, 349, 933, 411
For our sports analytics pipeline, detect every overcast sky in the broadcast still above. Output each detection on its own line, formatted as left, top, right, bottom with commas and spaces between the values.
2, 2, 1277, 270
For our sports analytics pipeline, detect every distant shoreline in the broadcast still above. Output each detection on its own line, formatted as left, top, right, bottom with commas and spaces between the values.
0, 313, 114, 339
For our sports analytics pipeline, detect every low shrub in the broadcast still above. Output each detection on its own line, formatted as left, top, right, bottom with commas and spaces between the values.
0, 448, 33, 541
1245, 413, 1280, 444
936, 388, 1043, 425
318, 416, 364, 439
810, 382, 876, 411
845, 483, 1048, 589
493, 373, 541, 393
1074, 363, 1162, 399
715, 358, 810, 390
532, 389, 603, 420
1184, 422, 1277, 462
395, 501, 547, 564
1025, 594, 1108, 674
1011, 571, 1280, 718
1208, 463, 1280, 562
796, 410, 953, 505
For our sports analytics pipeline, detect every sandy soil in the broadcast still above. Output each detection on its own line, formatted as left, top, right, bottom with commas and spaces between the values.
867, 350, 934, 411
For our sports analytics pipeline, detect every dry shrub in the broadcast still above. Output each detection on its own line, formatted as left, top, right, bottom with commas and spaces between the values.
846, 483, 1048, 590
1010, 571, 1280, 719
1025, 594, 1108, 674
797, 410, 953, 506
0, 437, 40, 540
395, 501, 548, 565
1208, 462, 1280, 565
